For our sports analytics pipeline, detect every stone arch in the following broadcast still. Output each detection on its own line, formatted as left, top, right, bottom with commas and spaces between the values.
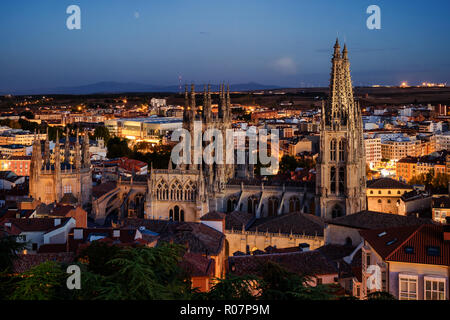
247, 195, 259, 214
338, 139, 346, 162
331, 203, 344, 219
170, 205, 184, 222
169, 179, 183, 201
183, 180, 196, 201
227, 196, 238, 213
267, 196, 279, 217
289, 196, 301, 213
156, 179, 169, 200
330, 139, 337, 161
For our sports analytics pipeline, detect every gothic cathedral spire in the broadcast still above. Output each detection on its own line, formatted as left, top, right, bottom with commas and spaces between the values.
315, 40, 367, 219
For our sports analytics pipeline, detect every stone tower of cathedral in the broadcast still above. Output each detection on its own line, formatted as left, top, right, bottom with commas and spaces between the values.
181, 83, 234, 193
145, 83, 235, 221
29, 129, 92, 207
315, 40, 366, 219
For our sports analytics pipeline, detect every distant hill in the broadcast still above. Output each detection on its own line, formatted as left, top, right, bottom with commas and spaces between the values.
8, 81, 283, 95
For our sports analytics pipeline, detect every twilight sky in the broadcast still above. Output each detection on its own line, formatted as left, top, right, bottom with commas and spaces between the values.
0, 0, 449, 92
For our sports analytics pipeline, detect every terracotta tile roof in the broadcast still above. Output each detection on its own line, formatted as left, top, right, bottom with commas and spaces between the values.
200, 211, 226, 221
49, 205, 75, 217
124, 218, 225, 256
327, 210, 435, 230
248, 212, 324, 236
315, 244, 356, 262
360, 224, 450, 266
38, 243, 67, 253
367, 178, 412, 189
4, 217, 71, 234
229, 250, 338, 277
401, 190, 430, 202
0, 209, 34, 222
180, 252, 215, 277
12, 252, 75, 273
225, 211, 255, 230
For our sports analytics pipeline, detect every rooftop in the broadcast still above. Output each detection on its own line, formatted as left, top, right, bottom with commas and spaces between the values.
367, 178, 412, 189
360, 224, 450, 266
327, 210, 435, 230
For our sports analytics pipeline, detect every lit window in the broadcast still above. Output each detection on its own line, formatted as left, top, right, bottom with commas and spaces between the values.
63, 185, 72, 194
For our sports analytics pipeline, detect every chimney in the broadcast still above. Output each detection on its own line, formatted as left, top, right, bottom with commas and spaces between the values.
54, 218, 61, 226
74, 228, 83, 240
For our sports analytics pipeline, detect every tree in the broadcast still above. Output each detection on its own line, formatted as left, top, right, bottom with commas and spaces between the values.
19, 111, 34, 119
77, 241, 122, 276
94, 126, 111, 144
279, 155, 299, 173
0, 228, 27, 272
93, 243, 191, 300
10, 261, 68, 300
106, 137, 131, 159
204, 261, 337, 301
366, 291, 396, 300
257, 261, 336, 300
203, 274, 257, 300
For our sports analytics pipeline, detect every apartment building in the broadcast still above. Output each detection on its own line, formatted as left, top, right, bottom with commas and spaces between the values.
365, 136, 382, 165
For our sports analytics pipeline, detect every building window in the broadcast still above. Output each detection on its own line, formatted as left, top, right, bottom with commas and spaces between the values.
399, 275, 418, 300
424, 277, 446, 300
330, 167, 336, 194
268, 197, 279, 217
247, 196, 258, 214
330, 139, 336, 161
289, 197, 301, 213
338, 167, 345, 195
338, 140, 345, 162
63, 185, 72, 194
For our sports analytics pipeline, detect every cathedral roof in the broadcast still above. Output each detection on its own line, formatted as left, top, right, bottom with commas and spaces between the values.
92, 181, 117, 199
225, 210, 255, 230
327, 210, 435, 230
60, 193, 78, 205
247, 212, 325, 237
200, 211, 226, 221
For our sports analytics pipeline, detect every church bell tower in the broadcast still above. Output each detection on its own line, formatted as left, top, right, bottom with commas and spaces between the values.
315, 40, 367, 219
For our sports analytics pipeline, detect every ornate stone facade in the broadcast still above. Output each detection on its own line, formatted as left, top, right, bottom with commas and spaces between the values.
315, 39, 367, 219
29, 129, 92, 207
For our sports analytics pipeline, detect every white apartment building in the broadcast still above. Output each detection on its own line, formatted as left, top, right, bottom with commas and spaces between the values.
436, 132, 450, 151
364, 136, 382, 165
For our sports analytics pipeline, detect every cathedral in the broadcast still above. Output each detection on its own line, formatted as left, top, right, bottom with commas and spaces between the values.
29, 129, 92, 207
315, 39, 367, 219
91, 40, 366, 225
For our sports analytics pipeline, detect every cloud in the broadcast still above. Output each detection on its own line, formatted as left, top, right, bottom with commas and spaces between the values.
272, 57, 298, 75
134, 11, 140, 19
